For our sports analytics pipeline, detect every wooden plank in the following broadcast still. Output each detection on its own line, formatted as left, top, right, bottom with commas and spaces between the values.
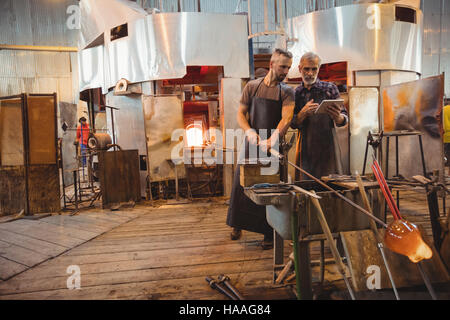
39, 216, 113, 239
3, 220, 94, 242
26, 242, 276, 270
0, 166, 26, 216
0, 229, 66, 257
0, 258, 276, 295
0, 256, 28, 281
82, 212, 137, 223
67, 232, 265, 256
37, 221, 99, 241
14, 242, 276, 281
340, 229, 450, 292
41, 215, 115, 234
99, 225, 232, 240
109, 219, 229, 233
98, 150, 141, 208
0, 221, 81, 248
0, 99, 24, 167
0, 270, 287, 300
0, 240, 50, 267
26, 96, 56, 165
27, 165, 60, 214
58, 214, 122, 228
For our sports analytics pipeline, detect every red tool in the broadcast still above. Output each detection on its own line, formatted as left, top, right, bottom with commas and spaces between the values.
371, 159, 402, 220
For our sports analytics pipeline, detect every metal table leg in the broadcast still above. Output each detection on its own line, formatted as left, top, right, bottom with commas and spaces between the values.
290, 192, 313, 300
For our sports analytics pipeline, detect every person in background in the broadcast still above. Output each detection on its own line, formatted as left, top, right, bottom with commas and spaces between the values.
442, 104, 450, 171
76, 116, 90, 167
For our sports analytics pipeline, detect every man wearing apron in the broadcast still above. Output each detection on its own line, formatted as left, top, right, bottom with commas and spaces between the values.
291, 52, 348, 180
226, 49, 295, 249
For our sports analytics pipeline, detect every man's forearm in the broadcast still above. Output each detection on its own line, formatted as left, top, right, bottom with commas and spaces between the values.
270, 106, 294, 142
237, 110, 252, 132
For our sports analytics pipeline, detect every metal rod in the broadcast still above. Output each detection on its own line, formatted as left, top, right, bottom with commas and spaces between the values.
386, 136, 390, 180
279, 0, 284, 33
289, 191, 302, 300
264, 0, 269, 33
0, 44, 78, 52
362, 135, 370, 175
218, 275, 245, 300
355, 174, 400, 300
310, 195, 356, 300
417, 262, 438, 300
247, 0, 252, 35
372, 163, 400, 220
378, 242, 400, 300
418, 135, 428, 178
205, 277, 237, 300
395, 136, 400, 209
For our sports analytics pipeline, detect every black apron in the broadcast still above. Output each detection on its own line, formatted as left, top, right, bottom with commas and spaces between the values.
294, 91, 343, 181
226, 79, 283, 236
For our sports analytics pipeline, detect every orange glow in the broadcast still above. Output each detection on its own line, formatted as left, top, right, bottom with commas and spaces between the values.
185, 124, 204, 147
383, 90, 395, 132
384, 219, 433, 263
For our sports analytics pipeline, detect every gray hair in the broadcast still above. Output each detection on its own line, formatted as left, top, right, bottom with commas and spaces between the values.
271, 48, 293, 63
300, 52, 321, 66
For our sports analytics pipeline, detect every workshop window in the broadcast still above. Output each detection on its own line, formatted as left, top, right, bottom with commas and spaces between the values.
111, 23, 128, 41
395, 6, 416, 24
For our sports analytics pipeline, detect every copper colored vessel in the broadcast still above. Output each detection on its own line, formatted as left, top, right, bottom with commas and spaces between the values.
384, 219, 433, 263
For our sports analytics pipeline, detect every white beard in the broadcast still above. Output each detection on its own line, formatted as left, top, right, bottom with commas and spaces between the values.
303, 76, 317, 86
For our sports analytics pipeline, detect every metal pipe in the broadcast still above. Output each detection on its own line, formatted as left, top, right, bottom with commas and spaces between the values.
356, 174, 400, 300
218, 275, 245, 300
279, 0, 285, 33
264, 0, 269, 33
378, 242, 400, 300
248, 0, 252, 35
205, 277, 237, 300
289, 191, 302, 300
417, 262, 438, 300
0, 44, 78, 52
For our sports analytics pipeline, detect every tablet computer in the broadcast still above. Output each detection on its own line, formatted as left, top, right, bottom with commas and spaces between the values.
315, 99, 344, 114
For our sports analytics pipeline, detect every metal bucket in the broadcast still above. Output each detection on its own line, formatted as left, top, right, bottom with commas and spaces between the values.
88, 133, 112, 150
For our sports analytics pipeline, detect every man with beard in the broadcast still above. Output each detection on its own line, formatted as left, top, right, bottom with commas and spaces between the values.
226, 48, 295, 249
291, 52, 348, 180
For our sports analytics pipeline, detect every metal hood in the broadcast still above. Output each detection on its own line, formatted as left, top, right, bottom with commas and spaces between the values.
79, 0, 148, 50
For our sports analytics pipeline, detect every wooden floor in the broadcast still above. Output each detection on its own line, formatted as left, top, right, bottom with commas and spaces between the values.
0, 210, 141, 281
0, 199, 299, 300
0, 189, 448, 300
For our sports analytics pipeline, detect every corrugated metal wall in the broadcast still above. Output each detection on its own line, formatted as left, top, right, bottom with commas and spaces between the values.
422, 0, 449, 98
140, 0, 448, 96
138, 0, 354, 51
0, 0, 81, 187
1, 0, 448, 97
0, 0, 79, 103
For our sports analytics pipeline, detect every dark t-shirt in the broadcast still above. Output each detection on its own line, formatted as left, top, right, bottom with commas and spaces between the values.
240, 78, 295, 108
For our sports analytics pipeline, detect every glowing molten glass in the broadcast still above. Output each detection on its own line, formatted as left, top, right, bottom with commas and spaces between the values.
384, 219, 433, 263
186, 124, 204, 147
